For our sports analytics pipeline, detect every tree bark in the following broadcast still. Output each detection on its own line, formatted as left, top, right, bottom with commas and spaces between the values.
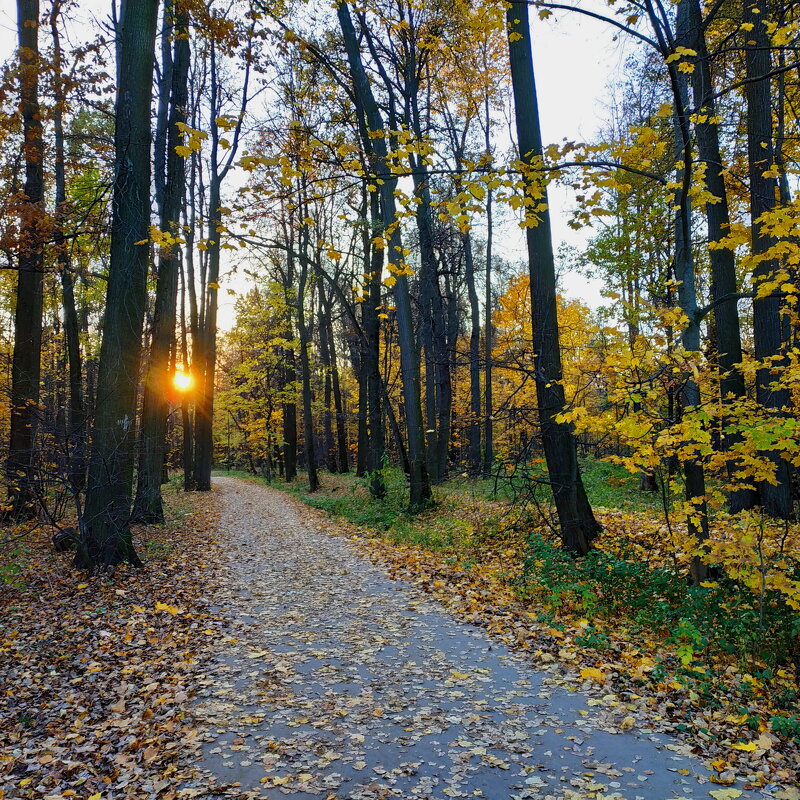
685, 0, 756, 513
506, 4, 600, 555
297, 226, 319, 492
133, 2, 190, 523
324, 293, 350, 472
79, 0, 159, 567
463, 231, 482, 474
662, 0, 710, 584
51, 1, 85, 494
337, 0, 430, 510
318, 286, 338, 473
364, 191, 386, 496
6, 0, 45, 520
743, 0, 793, 518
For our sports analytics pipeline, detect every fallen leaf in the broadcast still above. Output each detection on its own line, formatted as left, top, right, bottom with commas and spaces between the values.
579, 666, 606, 684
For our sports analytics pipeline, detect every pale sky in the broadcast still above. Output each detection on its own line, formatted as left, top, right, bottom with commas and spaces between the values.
0, 1, 632, 325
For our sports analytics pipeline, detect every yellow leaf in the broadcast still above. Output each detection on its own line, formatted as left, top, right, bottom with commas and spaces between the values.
77, 583, 88, 589
619, 715, 635, 731
468, 184, 486, 201
154, 602, 179, 615
579, 667, 607, 684
174, 145, 192, 157
709, 790, 742, 800
208, 282, 220, 290
731, 741, 757, 752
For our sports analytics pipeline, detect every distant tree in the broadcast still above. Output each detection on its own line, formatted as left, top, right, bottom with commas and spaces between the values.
337, 0, 431, 510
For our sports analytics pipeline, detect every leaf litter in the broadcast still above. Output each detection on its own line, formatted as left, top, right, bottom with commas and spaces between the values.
181, 478, 790, 799
0, 487, 225, 799
2, 477, 797, 800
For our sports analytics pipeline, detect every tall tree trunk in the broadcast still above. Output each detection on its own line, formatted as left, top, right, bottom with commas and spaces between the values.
192, 176, 221, 492
180, 263, 193, 492
338, 0, 430, 510
325, 296, 350, 473
438, 266, 457, 481
318, 288, 338, 473
658, 0, 711, 583
364, 191, 386, 496
350, 336, 367, 477
192, 35, 251, 491
282, 350, 298, 481
463, 231, 482, 474
6, 0, 45, 520
133, 2, 190, 523
685, 0, 756, 513
408, 148, 450, 483
297, 230, 319, 492
482, 125, 494, 478
51, 1, 85, 494
743, 0, 793, 518
506, 4, 600, 554
79, 0, 159, 567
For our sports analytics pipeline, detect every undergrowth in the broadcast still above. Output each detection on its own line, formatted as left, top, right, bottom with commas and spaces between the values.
517, 531, 800, 719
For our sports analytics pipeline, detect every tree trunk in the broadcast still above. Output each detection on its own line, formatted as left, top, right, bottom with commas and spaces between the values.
463, 231, 482, 475
337, 0, 430, 510
327, 302, 350, 472
79, 0, 159, 567
506, 4, 600, 555
743, 0, 793, 518
482, 185, 494, 477
685, 0, 756, 513
350, 337, 368, 477
192, 175, 221, 492
662, 0, 711, 584
364, 191, 386, 496
51, 2, 85, 494
297, 232, 319, 492
6, 0, 45, 520
318, 288, 338, 473
133, 2, 190, 522
282, 349, 298, 481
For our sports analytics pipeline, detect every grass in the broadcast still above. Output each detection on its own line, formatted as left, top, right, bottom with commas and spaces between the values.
222, 456, 664, 559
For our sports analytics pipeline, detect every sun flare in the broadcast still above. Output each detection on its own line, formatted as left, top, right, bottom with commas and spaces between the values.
173, 370, 193, 392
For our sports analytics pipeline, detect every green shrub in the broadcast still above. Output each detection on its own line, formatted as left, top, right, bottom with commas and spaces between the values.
517, 532, 800, 680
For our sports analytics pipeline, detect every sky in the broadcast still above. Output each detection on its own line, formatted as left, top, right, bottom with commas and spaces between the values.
0, 1, 633, 325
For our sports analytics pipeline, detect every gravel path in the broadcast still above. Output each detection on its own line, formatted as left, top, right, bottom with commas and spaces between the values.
187, 477, 767, 800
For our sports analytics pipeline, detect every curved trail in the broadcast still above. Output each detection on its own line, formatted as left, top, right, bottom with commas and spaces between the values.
187, 477, 766, 799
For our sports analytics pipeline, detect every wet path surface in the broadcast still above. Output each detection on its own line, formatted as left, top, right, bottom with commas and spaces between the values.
188, 477, 766, 799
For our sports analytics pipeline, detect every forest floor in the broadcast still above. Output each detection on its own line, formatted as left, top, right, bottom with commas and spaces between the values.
0, 475, 798, 800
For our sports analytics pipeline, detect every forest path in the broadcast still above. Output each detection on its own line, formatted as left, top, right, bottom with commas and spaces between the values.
187, 477, 765, 800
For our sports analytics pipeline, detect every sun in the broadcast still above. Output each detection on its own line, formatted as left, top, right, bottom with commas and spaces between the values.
173, 369, 193, 392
